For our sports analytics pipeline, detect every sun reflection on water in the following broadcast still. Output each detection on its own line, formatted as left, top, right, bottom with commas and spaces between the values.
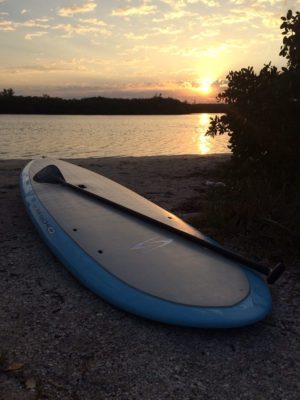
196, 113, 212, 155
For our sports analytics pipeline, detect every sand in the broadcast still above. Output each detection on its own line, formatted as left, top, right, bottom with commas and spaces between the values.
0, 155, 299, 400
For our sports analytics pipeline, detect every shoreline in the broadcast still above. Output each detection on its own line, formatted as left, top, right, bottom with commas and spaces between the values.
0, 154, 299, 400
0, 94, 228, 115
0, 153, 231, 161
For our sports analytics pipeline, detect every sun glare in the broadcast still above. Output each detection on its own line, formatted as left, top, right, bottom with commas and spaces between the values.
197, 78, 213, 94
197, 114, 212, 154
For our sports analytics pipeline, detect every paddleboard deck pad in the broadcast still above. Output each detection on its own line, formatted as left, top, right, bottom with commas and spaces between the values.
20, 158, 272, 328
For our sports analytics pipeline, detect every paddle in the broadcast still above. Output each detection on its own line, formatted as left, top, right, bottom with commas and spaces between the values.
33, 164, 285, 284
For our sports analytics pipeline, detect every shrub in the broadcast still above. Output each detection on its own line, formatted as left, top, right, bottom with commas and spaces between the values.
207, 10, 300, 179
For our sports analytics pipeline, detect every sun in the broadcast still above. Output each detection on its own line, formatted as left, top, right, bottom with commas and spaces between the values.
197, 77, 213, 94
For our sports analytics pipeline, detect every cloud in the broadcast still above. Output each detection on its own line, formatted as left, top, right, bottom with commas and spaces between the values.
21, 9, 28, 15
230, 6, 283, 29
200, 0, 220, 6
153, 8, 195, 22
20, 18, 51, 29
162, 0, 220, 8
152, 26, 183, 35
5, 16, 112, 39
58, 1, 96, 17
78, 18, 108, 26
0, 20, 15, 31
52, 22, 112, 37
190, 29, 220, 39
200, 8, 277, 29
25, 31, 48, 40
124, 32, 149, 40
111, 4, 157, 16
229, 0, 246, 4
201, 13, 247, 27
257, 32, 278, 42
229, 0, 282, 4
121, 44, 184, 58
10, 81, 180, 99
3, 58, 92, 73
173, 40, 247, 59
161, 0, 186, 10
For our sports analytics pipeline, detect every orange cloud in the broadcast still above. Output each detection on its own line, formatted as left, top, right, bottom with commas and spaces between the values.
112, 4, 157, 16
58, 1, 96, 17
25, 31, 48, 40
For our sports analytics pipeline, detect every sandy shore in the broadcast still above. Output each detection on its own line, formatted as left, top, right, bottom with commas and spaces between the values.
0, 154, 299, 400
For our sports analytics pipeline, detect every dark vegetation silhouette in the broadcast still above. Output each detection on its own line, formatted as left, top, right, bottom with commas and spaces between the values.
207, 9, 300, 176
203, 10, 300, 255
0, 92, 227, 115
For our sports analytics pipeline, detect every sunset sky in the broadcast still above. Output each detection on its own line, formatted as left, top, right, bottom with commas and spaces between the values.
0, 0, 299, 101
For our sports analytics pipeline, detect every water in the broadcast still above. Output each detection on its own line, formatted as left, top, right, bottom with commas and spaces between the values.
0, 113, 229, 159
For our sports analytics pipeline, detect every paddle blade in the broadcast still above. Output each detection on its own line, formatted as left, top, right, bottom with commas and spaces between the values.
33, 164, 66, 184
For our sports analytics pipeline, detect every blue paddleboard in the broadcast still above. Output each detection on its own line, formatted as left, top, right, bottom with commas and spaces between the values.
20, 158, 272, 328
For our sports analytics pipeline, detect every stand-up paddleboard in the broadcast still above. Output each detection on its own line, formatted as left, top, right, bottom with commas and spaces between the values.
20, 158, 275, 328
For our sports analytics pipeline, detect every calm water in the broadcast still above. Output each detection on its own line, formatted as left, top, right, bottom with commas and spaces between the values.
0, 114, 229, 159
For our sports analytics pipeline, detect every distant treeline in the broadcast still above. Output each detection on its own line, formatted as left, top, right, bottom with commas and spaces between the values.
0, 90, 227, 115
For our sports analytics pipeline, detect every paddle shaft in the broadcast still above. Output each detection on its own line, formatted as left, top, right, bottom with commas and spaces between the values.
57, 179, 283, 282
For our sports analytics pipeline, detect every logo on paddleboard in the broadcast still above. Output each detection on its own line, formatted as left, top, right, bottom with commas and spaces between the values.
131, 237, 173, 250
